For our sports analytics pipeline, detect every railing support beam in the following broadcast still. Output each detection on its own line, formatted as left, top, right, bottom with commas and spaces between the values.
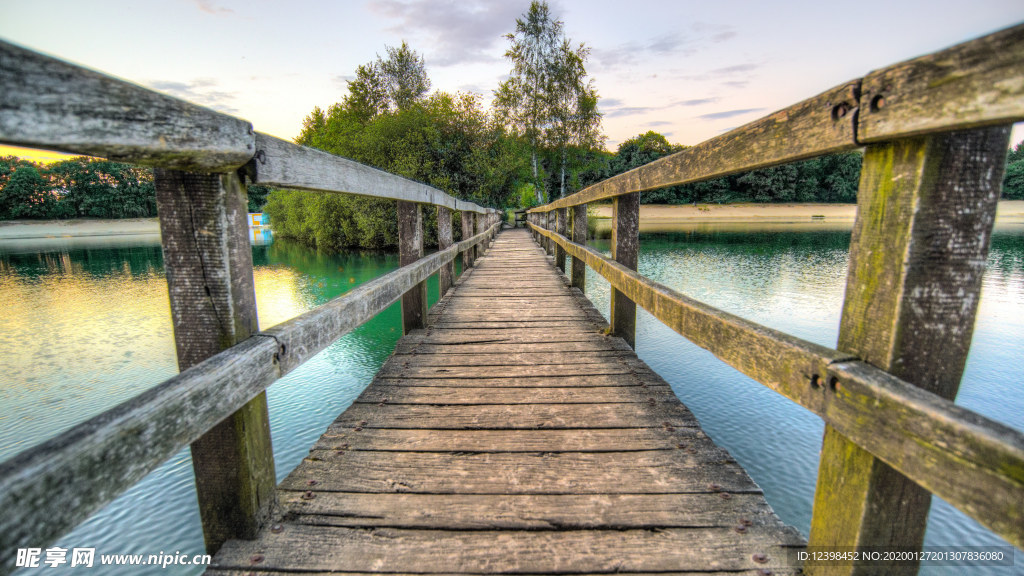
571, 204, 587, 290
477, 212, 487, 259
461, 212, 475, 270
437, 206, 454, 297
153, 168, 276, 554
398, 201, 426, 333
555, 208, 568, 273
806, 126, 1011, 575
610, 192, 639, 348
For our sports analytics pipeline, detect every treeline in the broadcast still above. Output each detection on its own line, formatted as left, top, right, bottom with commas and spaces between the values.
0, 156, 269, 220
599, 131, 863, 205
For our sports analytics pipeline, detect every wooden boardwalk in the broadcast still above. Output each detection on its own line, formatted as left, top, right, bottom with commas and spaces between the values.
209, 228, 804, 575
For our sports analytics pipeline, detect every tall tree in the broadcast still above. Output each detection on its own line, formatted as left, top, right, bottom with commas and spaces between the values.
494, 1, 564, 202
547, 39, 603, 199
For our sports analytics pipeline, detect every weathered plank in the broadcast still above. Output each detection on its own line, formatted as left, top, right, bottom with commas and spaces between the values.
154, 169, 275, 553
0, 40, 254, 171
530, 81, 859, 212
211, 525, 801, 573
249, 133, 487, 213
387, 351, 636, 366
372, 374, 653, 388
329, 402, 697, 430
354, 385, 674, 405
279, 492, 784, 529
571, 203, 588, 289
859, 23, 1024, 141
375, 364, 636, 379
394, 340, 630, 355
437, 206, 454, 296
313, 427, 706, 452
279, 451, 755, 495
808, 126, 1017, 567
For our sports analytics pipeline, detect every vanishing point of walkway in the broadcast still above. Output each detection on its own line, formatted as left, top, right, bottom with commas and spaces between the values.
209, 228, 804, 575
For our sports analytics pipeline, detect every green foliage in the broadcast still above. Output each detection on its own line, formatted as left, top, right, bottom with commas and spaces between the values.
247, 185, 271, 212
599, 131, 865, 204
280, 43, 530, 250
1003, 141, 1024, 200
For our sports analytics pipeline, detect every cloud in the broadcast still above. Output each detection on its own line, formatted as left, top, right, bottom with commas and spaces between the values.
696, 108, 764, 120
193, 0, 233, 15
368, 0, 523, 66
675, 97, 718, 107
645, 121, 673, 127
148, 79, 240, 114
593, 23, 736, 72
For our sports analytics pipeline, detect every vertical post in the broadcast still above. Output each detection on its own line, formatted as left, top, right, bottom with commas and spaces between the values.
555, 207, 568, 272
461, 211, 475, 270
610, 192, 639, 349
806, 126, 1010, 576
545, 212, 554, 256
437, 206, 454, 297
476, 211, 487, 259
571, 204, 587, 290
154, 169, 275, 554
398, 201, 426, 333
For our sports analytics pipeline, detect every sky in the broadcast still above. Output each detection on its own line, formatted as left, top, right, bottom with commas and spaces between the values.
1, 0, 1023, 163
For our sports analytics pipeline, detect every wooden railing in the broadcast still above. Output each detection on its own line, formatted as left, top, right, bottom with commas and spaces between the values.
528, 22, 1024, 575
0, 39, 501, 572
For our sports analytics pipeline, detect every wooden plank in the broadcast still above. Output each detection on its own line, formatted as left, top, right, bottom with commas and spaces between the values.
808, 126, 1016, 568
249, 133, 486, 213
394, 340, 630, 355
209, 570, 804, 576
437, 206, 454, 297
530, 80, 859, 212
154, 169, 275, 553
859, 23, 1024, 141
386, 351, 636, 366
211, 525, 802, 573
313, 427, 707, 452
353, 385, 674, 405
375, 364, 636, 379
611, 192, 639, 348
531, 223, 1024, 549
328, 403, 697, 430
0, 40, 254, 171
398, 201, 426, 334
372, 374, 653, 388
279, 492, 784, 529
279, 451, 757, 495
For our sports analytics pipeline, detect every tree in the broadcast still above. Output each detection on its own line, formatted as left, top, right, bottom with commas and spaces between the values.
0, 165, 53, 219
379, 42, 431, 110
547, 39, 603, 199
1003, 141, 1024, 200
494, 1, 565, 203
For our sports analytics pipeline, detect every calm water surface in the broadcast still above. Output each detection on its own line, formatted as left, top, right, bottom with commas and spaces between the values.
1, 223, 1021, 574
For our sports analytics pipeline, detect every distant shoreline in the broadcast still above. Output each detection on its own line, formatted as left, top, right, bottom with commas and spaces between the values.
589, 201, 1024, 223
0, 218, 160, 240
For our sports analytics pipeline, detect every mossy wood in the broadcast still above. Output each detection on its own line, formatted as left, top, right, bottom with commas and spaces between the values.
806, 126, 1013, 575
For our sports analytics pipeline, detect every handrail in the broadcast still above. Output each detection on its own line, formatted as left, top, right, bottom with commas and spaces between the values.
531, 224, 1024, 548
529, 22, 1024, 213
0, 38, 494, 215
0, 222, 500, 561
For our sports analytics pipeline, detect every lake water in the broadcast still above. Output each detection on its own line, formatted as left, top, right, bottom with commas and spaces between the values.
0, 222, 1021, 574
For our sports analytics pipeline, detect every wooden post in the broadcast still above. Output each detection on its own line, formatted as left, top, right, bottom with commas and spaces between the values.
555, 208, 568, 273
546, 212, 555, 256
437, 206, 453, 297
154, 169, 275, 554
398, 201, 426, 333
476, 212, 487, 259
571, 204, 587, 290
461, 211, 475, 270
806, 126, 1011, 576
610, 192, 639, 348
